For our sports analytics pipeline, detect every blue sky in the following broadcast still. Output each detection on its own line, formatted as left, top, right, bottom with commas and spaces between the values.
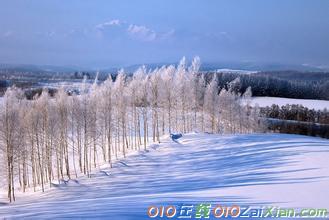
0, 0, 329, 68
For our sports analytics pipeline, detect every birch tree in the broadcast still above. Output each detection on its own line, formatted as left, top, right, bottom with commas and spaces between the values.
0, 87, 24, 202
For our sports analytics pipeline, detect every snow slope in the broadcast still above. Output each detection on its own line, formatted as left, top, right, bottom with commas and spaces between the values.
250, 97, 329, 110
0, 133, 328, 219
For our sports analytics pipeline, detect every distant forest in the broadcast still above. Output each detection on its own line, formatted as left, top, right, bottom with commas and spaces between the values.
1, 69, 329, 101
209, 71, 329, 100
261, 104, 329, 139
261, 104, 329, 124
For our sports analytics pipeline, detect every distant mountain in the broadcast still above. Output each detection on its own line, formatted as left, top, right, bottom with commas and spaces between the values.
116, 61, 329, 73
0, 64, 82, 73
200, 62, 329, 72
99, 63, 169, 74
1, 61, 328, 74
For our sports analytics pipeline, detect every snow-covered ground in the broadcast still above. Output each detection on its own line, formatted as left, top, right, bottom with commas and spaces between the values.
250, 96, 329, 110
37, 80, 94, 90
0, 133, 328, 219
215, 69, 258, 74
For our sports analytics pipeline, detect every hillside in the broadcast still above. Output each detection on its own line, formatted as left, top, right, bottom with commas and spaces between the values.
0, 133, 328, 219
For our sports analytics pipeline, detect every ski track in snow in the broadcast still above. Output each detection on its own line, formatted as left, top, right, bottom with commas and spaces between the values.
0, 133, 329, 219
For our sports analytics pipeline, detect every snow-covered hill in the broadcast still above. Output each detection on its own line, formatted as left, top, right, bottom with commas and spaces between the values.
250, 97, 329, 111
0, 133, 328, 219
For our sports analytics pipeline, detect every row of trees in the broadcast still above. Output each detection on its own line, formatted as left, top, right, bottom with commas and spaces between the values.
261, 104, 329, 124
267, 118, 329, 139
0, 57, 264, 202
213, 71, 329, 101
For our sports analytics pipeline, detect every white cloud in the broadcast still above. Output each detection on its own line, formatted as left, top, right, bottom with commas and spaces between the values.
95, 19, 174, 42
127, 24, 157, 41
96, 19, 122, 30
108, 19, 121, 26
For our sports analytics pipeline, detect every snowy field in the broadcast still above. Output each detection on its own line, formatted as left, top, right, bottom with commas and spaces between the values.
37, 80, 94, 90
250, 96, 329, 110
0, 133, 329, 219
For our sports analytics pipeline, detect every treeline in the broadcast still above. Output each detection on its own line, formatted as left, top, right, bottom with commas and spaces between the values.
2, 68, 329, 101
212, 71, 329, 100
255, 71, 329, 82
267, 119, 329, 139
261, 104, 329, 124
0, 57, 264, 202
0, 80, 10, 96
261, 104, 329, 139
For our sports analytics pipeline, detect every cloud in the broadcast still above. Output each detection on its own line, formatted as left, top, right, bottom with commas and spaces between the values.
95, 19, 174, 42
96, 19, 122, 30
127, 24, 174, 42
127, 24, 157, 41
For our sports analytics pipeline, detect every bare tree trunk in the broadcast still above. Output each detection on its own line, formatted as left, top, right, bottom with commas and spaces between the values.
143, 109, 147, 150
36, 131, 44, 192
137, 113, 141, 149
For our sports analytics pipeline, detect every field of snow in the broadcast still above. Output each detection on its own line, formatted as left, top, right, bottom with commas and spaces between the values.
37, 80, 94, 90
0, 133, 328, 219
250, 96, 329, 110
215, 69, 258, 74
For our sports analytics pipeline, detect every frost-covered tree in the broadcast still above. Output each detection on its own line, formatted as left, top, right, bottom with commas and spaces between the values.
161, 65, 176, 133
99, 75, 114, 166
55, 87, 70, 180
0, 87, 24, 202
204, 74, 220, 133
113, 70, 128, 157
149, 69, 161, 143
0, 57, 264, 202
